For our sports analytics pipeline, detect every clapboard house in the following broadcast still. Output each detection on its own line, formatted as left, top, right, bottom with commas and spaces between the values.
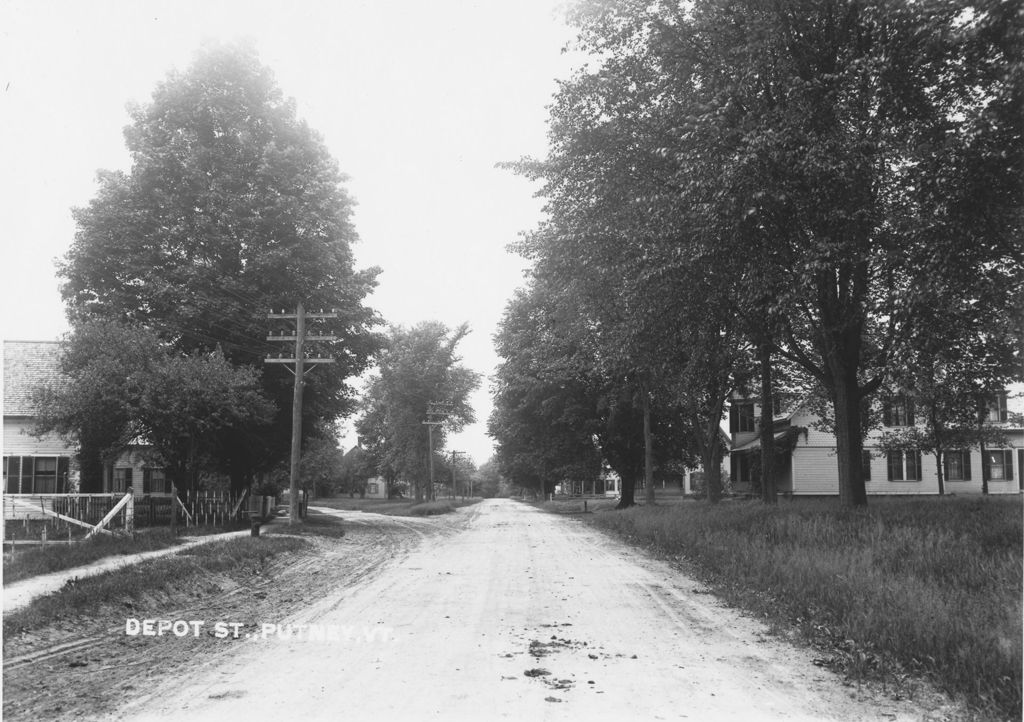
728, 386, 1023, 496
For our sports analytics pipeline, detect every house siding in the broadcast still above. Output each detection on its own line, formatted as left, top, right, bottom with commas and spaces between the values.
4, 417, 73, 457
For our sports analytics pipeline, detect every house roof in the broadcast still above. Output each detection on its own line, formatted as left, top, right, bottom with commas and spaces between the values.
3, 340, 62, 417
732, 425, 805, 454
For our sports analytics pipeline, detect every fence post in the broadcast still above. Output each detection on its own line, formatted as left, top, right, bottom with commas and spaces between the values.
170, 493, 178, 535
125, 488, 134, 534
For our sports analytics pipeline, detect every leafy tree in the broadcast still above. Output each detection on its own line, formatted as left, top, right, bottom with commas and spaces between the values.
34, 320, 273, 492
356, 322, 481, 502
128, 348, 274, 490
473, 459, 505, 498
297, 435, 347, 498
489, 286, 604, 499
33, 321, 167, 491
58, 42, 381, 492
525, 0, 1023, 507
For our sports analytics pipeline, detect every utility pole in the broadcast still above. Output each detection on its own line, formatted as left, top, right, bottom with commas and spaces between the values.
450, 450, 463, 499
266, 303, 337, 524
422, 402, 452, 502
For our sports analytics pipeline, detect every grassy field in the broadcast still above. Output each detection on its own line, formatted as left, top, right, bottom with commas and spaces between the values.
312, 496, 480, 516
2, 523, 252, 585
574, 495, 1022, 720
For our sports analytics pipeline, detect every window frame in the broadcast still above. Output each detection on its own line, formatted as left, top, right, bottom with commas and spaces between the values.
886, 450, 922, 482
944, 450, 972, 482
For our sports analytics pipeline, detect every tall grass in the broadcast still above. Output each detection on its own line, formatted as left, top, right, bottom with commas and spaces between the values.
586, 496, 1022, 719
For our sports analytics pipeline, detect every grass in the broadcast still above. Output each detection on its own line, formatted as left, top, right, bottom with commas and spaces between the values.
579, 495, 1022, 720
312, 496, 480, 516
2, 526, 242, 585
3, 535, 310, 636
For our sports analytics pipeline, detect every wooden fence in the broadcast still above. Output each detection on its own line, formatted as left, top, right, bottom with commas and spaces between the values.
3, 489, 280, 541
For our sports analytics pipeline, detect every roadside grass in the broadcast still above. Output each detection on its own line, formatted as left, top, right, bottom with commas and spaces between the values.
3, 522, 247, 585
3, 535, 310, 636
313, 497, 479, 516
582, 496, 1022, 720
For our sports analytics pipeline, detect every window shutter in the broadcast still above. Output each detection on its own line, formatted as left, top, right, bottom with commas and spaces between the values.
998, 393, 1008, 422
124, 468, 133, 491
882, 402, 892, 427
963, 452, 971, 481
906, 399, 915, 426
730, 454, 737, 483
1004, 451, 1014, 481
729, 405, 738, 433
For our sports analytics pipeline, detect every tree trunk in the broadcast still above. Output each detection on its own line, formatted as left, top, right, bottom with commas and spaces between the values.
934, 451, 946, 496
616, 473, 637, 509
758, 338, 777, 504
642, 383, 655, 505
831, 366, 868, 506
77, 445, 105, 493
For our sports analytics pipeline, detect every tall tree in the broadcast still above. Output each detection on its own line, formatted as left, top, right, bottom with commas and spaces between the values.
58, 42, 381, 492
534, 0, 1023, 506
356, 322, 481, 503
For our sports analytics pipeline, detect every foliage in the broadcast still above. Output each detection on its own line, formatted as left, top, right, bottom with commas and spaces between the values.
356, 322, 481, 502
504, 0, 1023, 506
472, 459, 505, 498
34, 320, 273, 491
58, 42, 382, 490
297, 435, 347, 497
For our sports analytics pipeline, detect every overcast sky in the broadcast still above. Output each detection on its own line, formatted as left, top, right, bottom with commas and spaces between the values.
0, 0, 581, 464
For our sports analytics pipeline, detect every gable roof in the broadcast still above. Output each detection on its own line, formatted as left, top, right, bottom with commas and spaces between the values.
3, 340, 62, 417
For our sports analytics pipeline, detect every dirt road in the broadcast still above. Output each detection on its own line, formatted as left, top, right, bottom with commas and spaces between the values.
108, 499, 952, 722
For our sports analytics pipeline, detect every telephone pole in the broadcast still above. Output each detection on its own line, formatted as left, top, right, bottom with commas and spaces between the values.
450, 450, 463, 499
422, 402, 452, 502
266, 303, 337, 524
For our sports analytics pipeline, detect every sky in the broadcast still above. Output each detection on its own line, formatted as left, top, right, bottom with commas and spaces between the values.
0, 0, 582, 465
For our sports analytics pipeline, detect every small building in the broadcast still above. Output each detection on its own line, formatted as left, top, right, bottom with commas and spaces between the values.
363, 476, 387, 499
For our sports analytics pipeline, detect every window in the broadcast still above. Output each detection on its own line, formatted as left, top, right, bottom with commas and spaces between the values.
887, 450, 922, 481
2, 456, 69, 493
34, 457, 58, 493
986, 393, 1008, 423
944, 451, 971, 481
983, 450, 1014, 481
883, 396, 915, 427
143, 468, 169, 494
730, 453, 753, 484
112, 468, 133, 493
368, 483, 379, 495
862, 450, 872, 482
730, 402, 756, 433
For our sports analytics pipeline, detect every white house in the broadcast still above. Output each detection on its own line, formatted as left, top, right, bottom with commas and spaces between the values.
3, 340, 170, 496
728, 385, 1023, 496
3, 341, 77, 493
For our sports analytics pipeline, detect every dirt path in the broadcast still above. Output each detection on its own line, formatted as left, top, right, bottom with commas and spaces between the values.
3, 530, 253, 614
107, 499, 955, 722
